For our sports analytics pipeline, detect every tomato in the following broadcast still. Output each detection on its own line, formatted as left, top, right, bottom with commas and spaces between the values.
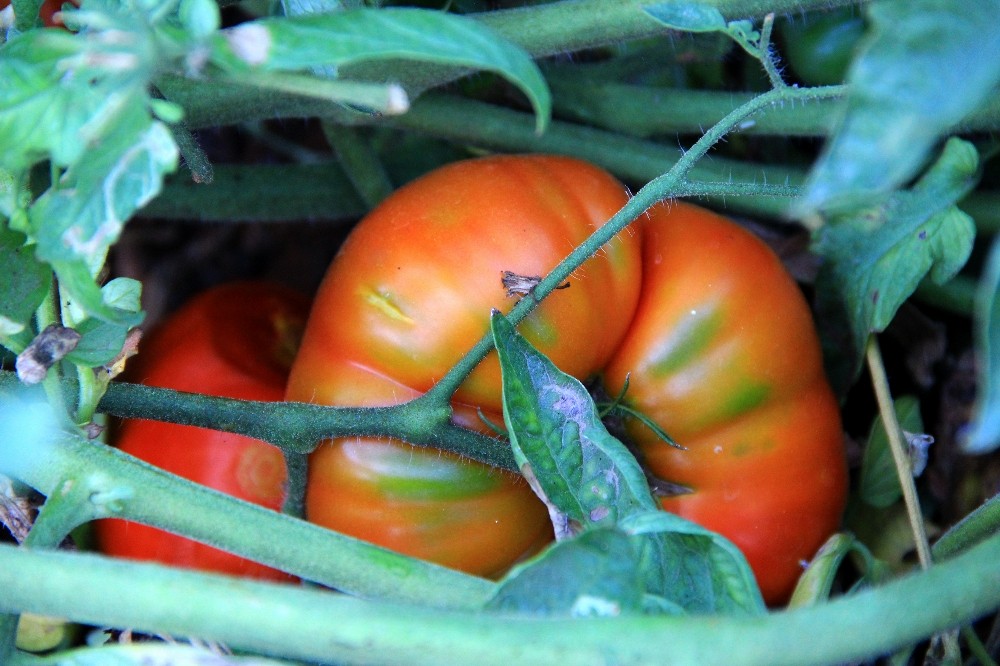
287, 154, 645, 576
778, 8, 866, 87
95, 281, 310, 581
602, 202, 847, 604
0, 0, 75, 27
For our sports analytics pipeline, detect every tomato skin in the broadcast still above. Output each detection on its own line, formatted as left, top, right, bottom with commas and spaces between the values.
288, 154, 644, 576
95, 281, 310, 581
602, 202, 847, 604
303, 356, 553, 577
288, 154, 644, 412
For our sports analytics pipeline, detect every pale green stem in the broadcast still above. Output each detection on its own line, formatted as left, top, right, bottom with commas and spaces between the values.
1, 528, 1000, 665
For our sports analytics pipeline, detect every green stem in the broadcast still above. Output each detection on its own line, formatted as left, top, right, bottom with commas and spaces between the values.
321, 124, 395, 208
378, 92, 807, 204
2, 528, 1000, 665
281, 452, 309, 518
141, 163, 367, 223
78, 375, 518, 471
474, 0, 861, 59
2, 426, 493, 610
425, 85, 814, 401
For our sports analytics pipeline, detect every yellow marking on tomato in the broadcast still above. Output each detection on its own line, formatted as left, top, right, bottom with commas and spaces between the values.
361, 287, 414, 325
649, 308, 723, 377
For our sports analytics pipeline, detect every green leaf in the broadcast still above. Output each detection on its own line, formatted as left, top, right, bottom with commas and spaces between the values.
859, 396, 926, 508
65, 279, 142, 367
491, 312, 763, 615
490, 310, 658, 536
0, 229, 50, 343
965, 235, 1000, 453
29, 117, 177, 266
621, 511, 764, 615
787, 533, 859, 608
210, 8, 550, 131
800, 0, 1000, 212
486, 528, 652, 617
0, 19, 177, 328
812, 138, 978, 391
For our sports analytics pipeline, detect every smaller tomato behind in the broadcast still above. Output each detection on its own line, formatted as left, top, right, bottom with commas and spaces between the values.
302, 355, 553, 578
95, 281, 310, 581
0, 0, 76, 27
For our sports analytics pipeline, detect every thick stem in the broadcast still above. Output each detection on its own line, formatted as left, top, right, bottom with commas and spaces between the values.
2, 528, 1000, 665
2, 427, 493, 610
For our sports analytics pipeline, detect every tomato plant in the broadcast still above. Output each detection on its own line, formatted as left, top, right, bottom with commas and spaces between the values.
603, 202, 848, 604
287, 154, 645, 576
95, 282, 310, 581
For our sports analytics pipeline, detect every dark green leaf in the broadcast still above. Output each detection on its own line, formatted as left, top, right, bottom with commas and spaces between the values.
210, 8, 550, 131
486, 528, 652, 617
622, 511, 764, 615
965, 236, 1000, 453
800, 0, 1000, 211
490, 310, 657, 537
491, 312, 763, 615
0, 229, 49, 343
812, 138, 978, 391
859, 396, 925, 508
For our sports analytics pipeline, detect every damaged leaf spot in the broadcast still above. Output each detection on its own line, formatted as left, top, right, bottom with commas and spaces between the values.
16, 324, 82, 384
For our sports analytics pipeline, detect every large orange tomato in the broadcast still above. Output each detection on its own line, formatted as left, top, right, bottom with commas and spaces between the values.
95, 281, 310, 581
287, 154, 645, 576
603, 202, 847, 604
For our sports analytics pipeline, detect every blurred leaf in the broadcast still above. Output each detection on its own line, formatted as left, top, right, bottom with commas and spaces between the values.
812, 138, 978, 391
491, 312, 763, 615
788, 533, 858, 608
800, 0, 1000, 212
486, 528, 652, 617
211, 8, 550, 131
490, 310, 658, 537
965, 235, 1000, 453
0, 229, 49, 342
860, 395, 925, 508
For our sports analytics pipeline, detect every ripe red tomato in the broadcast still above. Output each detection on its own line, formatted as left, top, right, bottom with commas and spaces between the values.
602, 202, 847, 604
287, 154, 645, 576
95, 281, 310, 581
